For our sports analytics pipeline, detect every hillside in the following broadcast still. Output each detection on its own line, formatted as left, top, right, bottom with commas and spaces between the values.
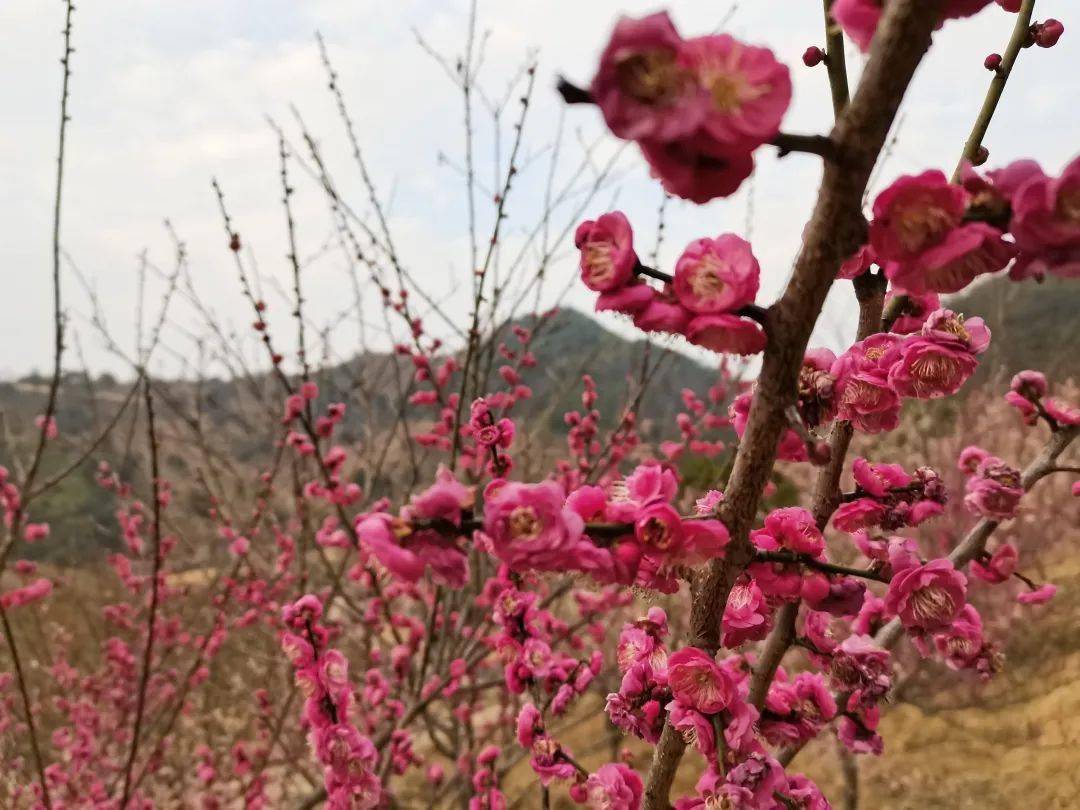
947, 274, 1080, 385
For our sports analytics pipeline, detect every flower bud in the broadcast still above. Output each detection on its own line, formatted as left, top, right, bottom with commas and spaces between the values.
983, 53, 1002, 71
1033, 19, 1064, 48
802, 46, 826, 67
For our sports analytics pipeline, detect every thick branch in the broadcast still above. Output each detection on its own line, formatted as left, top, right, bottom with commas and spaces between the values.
642, 3, 945, 805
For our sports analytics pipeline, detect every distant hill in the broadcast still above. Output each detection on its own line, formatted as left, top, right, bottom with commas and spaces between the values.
0, 307, 724, 562
947, 274, 1080, 385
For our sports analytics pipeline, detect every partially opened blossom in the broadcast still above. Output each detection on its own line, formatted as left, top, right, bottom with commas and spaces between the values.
1044, 397, 1080, 425
624, 462, 679, 505
885, 289, 940, 334
829, 634, 892, 708
797, 348, 838, 429
1010, 369, 1048, 400
672, 234, 760, 313
585, 763, 644, 809
1017, 584, 1058, 605
685, 313, 766, 355
964, 456, 1024, 519
722, 578, 772, 646
575, 211, 639, 292
886, 558, 967, 634
668, 701, 718, 758
837, 708, 883, 755
837, 244, 875, 280
356, 512, 468, 587
639, 137, 755, 203
1008, 155, 1080, 279
932, 604, 1000, 676
595, 282, 655, 316
751, 507, 824, 556
853, 457, 911, 497
833, 0, 994, 52
886, 221, 1014, 294
725, 749, 788, 808
605, 660, 670, 743
957, 445, 991, 474
970, 543, 1018, 583
762, 671, 837, 746
1, 578, 52, 610
633, 285, 691, 334
730, 389, 807, 462
784, 775, 831, 810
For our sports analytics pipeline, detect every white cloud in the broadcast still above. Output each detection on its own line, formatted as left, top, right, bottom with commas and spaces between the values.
1, 0, 1076, 379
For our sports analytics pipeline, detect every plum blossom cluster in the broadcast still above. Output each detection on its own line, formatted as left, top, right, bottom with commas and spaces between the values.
576, 212, 767, 356
1004, 369, 1080, 428
842, 156, 1080, 297
587, 11, 791, 203
281, 595, 381, 809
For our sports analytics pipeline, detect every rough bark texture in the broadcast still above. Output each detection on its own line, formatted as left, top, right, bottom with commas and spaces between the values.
641, 3, 945, 806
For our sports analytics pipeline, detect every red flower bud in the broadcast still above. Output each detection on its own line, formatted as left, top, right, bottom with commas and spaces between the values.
802, 46, 826, 67
983, 53, 1002, 71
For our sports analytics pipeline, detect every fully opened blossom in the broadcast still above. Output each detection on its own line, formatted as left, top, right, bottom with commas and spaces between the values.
681, 34, 792, 152
885, 558, 968, 634
590, 12, 701, 142
482, 480, 609, 574
588, 13, 791, 203
672, 235, 760, 313
831, 333, 903, 433
886, 310, 990, 399
667, 647, 735, 714
870, 171, 968, 264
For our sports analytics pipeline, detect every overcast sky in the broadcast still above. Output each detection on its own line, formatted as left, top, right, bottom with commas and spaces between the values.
2, 1, 1076, 380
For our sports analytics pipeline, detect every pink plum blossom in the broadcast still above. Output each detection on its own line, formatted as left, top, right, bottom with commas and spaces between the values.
575, 211, 639, 292
672, 234, 760, 314
886, 558, 968, 634
667, 647, 735, 714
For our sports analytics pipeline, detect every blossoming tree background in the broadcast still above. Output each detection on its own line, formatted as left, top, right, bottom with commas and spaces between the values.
1, 0, 1078, 808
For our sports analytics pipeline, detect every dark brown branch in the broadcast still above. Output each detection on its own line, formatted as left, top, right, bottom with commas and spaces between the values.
642, 3, 945, 805
119, 377, 166, 805
754, 551, 889, 583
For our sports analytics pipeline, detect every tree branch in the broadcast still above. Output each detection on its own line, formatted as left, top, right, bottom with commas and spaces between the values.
952, 0, 1037, 179
641, 3, 946, 805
